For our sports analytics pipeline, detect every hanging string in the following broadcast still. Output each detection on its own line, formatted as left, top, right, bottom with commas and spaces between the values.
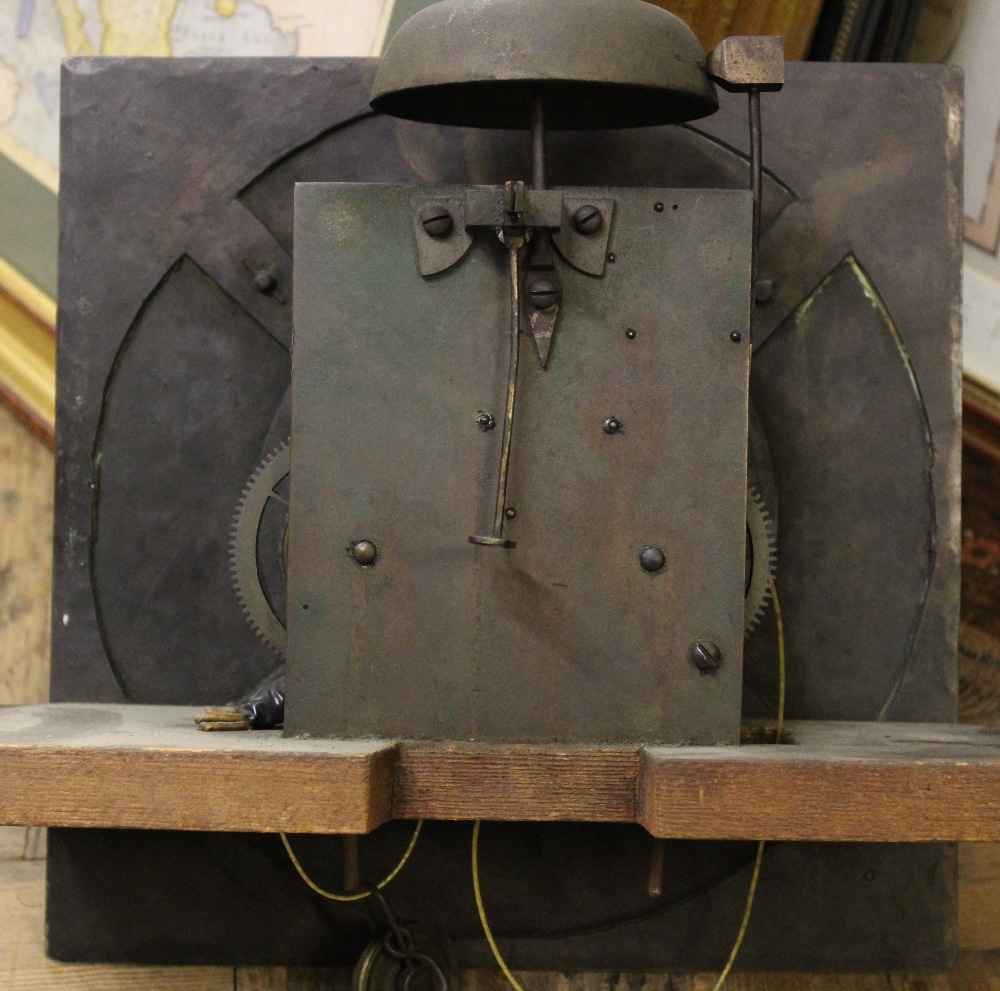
471, 577, 787, 991
710, 575, 786, 991
472, 818, 527, 991
281, 820, 423, 903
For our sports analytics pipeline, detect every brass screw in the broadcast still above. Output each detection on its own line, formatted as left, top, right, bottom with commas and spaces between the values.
350, 540, 378, 566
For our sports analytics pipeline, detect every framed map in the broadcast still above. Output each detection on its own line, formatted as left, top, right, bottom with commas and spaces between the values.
0, 0, 395, 438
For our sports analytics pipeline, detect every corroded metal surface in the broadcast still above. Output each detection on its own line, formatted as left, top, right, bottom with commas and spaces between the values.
371, 0, 717, 129
288, 184, 751, 744
707, 36, 785, 92
52, 58, 960, 969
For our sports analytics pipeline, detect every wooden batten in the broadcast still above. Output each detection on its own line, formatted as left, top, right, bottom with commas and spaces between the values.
0, 705, 396, 834
3, 704, 1000, 841
640, 721, 1000, 841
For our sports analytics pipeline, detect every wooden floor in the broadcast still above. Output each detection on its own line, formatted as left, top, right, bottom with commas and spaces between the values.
4, 404, 1000, 986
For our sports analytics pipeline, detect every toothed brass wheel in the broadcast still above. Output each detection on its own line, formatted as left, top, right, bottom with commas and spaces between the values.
745, 485, 777, 637
230, 443, 290, 658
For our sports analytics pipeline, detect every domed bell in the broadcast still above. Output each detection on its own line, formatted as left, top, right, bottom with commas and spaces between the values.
371, 0, 719, 131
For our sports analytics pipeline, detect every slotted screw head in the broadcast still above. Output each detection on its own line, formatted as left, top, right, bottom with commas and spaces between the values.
573, 204, 604, 235
527, 278, 560, 310
420, 205, 453, 238
691, 640, 722, 673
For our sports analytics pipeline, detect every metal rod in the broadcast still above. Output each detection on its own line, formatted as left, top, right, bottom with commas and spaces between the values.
492, 242, 522, 536
469, 235, 523, 549
647, 837, 666, 898
749, 87, 762, 330
532, 96, 546, 191
343, 834, 361, 893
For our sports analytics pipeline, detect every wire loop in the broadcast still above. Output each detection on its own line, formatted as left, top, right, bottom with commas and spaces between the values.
281, 820, 423, 903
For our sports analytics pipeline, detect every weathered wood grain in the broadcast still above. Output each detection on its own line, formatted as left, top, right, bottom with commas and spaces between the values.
959, 843, 1000, 951
237, 966, 290, 990
0, 403, 52, 708
7, 706, 1000, 841
392, 744, 639, 821
0, 705, 396, 834
641, 722, 1000, 841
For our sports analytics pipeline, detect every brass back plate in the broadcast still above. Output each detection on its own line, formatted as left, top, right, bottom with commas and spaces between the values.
288, 183, 752, 744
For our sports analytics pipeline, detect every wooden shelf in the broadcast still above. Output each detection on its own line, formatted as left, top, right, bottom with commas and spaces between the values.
2, 704, 1000, 841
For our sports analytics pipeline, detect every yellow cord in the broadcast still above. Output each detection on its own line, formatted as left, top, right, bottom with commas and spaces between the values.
709, 839, 765, 991
471, 578, 786, 991
772, 575, 786, 741
472, 819, 527, 991
281, 820, 423, 902
710, 575, 786, 991
466, 578, 788, 991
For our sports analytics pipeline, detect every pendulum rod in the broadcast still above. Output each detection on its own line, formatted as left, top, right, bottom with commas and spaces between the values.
469, 95, 545, 549
469, 231, 524, 549
495, 238, 523, 536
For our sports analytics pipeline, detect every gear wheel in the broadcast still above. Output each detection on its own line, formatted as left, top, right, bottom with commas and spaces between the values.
745, 485, 777, 637
231, 448, 775, 650
230, 442, 290, 657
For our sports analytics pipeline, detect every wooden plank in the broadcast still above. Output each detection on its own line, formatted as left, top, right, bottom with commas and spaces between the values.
7, 706, 1000, 840
392, 744, 639, 821
0, 404, 53, 707
641, 722, 1000, 841
647, 1, 824, 61
236, 967, 289, 990
0, 705, 396, 834
960, 843, 1000, 951
728, 0, 826, 61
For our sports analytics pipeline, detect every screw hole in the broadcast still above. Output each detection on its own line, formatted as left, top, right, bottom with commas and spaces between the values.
302, 604, 309, 610
672, 204, 679, 211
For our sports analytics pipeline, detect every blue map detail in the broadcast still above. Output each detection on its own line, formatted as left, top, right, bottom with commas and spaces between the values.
35, 72, 57, 115
16, 0, 35, 39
